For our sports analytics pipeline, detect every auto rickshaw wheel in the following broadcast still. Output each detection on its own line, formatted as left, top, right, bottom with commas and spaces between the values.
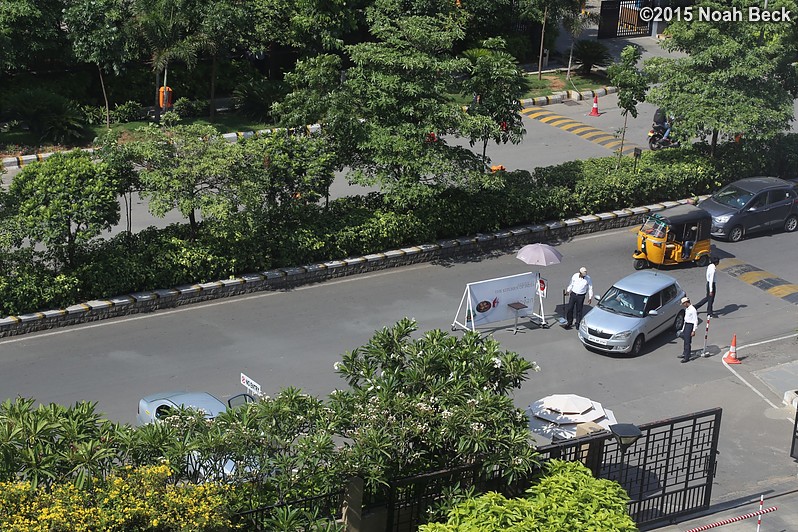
633, 259, 648, 270
696, 255, 710, 267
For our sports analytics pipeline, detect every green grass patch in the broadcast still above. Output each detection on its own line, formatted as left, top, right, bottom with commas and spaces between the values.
522, 71, 609, 99
446, 70, 609, 106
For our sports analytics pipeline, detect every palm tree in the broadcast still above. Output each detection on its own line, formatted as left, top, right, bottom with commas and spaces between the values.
563, 9, 600, 80
131, 0, 203, 122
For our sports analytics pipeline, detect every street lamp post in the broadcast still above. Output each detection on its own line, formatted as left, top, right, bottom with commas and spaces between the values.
610, 423, 642, 491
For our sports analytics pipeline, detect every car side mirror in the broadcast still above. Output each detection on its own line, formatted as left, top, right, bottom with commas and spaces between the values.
594, 295, 601, 301
647, 309, 659, 316
228, 393, 256, 409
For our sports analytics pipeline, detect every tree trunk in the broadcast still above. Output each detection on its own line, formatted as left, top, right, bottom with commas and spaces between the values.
616, 112, 628, 170
482, 138, 489, 170
154, 69, 161, 123
97, 65, 111, 129
710, 129, 719, 158
567, 41, 575, 81
188, 209, 197, 239
537, 6, 548, 81
123, 192, 133, 234
209, 55, 218, 121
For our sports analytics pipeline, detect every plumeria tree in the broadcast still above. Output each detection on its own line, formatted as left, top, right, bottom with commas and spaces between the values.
330, 318, 540, 489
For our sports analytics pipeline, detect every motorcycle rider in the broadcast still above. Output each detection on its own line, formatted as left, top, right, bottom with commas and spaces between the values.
653, 108, 673, 140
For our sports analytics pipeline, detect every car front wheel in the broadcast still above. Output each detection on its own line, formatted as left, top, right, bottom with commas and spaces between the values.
673, 310, 685, 333
785, 215, 798, 233
630, 335, 645, 356
728, 225, 744, 242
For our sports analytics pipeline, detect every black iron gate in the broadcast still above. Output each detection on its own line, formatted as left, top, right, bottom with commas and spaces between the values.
383, 408, 722, 531
791, 407, 798, 460
598, 0, 654, 38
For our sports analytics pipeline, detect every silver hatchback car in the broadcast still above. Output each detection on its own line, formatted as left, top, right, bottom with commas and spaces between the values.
578, 271, 685, 356
136, 391, 254, 426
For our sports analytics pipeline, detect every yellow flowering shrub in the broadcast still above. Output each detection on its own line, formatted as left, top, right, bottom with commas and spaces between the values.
0, 465, 236, 531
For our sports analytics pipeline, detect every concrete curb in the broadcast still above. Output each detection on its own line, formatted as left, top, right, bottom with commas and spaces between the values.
2, 87, 617, 169
519, 86, 617, 108
0, 195, 704, 338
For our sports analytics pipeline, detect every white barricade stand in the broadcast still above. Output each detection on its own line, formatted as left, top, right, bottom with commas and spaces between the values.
451, 272, 540, 333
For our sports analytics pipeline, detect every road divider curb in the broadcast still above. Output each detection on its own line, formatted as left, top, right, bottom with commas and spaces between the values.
0, 196, 705, 339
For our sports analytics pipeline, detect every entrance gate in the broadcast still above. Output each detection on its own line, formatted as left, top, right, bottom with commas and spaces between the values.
598, 0, 654, 38
383, 408, 723, 530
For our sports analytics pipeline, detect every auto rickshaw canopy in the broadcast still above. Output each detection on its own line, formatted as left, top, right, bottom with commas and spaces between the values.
647, 204, 712, 241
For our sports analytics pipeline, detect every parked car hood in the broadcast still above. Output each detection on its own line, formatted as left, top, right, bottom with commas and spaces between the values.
698, 197, 737, 217
583, 307, 644, 333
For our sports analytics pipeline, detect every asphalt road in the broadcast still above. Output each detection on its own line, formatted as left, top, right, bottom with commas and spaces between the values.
2, 222, 797, 523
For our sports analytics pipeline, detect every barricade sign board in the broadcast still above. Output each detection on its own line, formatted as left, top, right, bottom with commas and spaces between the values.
451, 272, 537, 332
241, 372, 262, 396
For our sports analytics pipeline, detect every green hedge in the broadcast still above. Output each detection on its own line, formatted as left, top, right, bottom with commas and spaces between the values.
2, 137, 797, 316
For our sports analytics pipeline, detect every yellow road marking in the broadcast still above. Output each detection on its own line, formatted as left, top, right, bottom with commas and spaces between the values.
719, 258, 745, 269
738, 271, 774, 284
767, 284, 798, 297
581, 131, 611, 140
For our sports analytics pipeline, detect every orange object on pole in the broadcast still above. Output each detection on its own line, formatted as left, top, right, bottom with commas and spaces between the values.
722, 334, 741, 364
159, 86, 174, 109
588, 95, 600, 116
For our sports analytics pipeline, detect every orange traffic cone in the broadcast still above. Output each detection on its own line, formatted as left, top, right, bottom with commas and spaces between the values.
588, 95, 600, 117
722, 334, 741, 364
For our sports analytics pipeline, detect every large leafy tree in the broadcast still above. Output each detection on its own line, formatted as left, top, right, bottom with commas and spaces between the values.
228, 132, 337, 254
0, 0, 67, 73
3, 152, 119, 269
272, 53, 364, 200
195, 0, 249, 120
130, 0, 204, 122
461, 38, 528, 168
129, 121, 236, 237
247, 0, 357, 80
608, 45, 648, 162
340, 0, 485, 205
644, 0, 798, 156
62, 0, 136, 129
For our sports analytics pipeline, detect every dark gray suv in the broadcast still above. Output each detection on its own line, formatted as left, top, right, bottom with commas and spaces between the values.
698, 177, 798, 242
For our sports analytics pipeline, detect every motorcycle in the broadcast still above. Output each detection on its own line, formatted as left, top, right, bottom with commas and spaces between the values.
648, 123, 680, 150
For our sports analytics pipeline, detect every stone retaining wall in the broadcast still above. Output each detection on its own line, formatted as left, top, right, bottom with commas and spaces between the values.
0, 198, 696, 338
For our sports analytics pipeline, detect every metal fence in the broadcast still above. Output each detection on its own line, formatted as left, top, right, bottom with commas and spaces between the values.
598, 0, 654, 38
383, 408, 722, 531
234, 489, 346, 531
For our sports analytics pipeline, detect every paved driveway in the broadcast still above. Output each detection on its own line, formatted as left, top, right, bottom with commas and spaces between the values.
1, 223, 797, 527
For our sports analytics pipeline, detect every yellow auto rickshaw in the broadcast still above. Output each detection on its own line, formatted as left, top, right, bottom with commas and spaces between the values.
633, 204, 712, 270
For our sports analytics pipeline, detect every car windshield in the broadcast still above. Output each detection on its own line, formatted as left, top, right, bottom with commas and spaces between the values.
712, 185, 754, 209
598, 286, 648, 317
640, 217, 667, 238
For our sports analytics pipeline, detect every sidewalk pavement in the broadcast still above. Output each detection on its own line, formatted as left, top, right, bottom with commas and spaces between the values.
652, 340, 798, 531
